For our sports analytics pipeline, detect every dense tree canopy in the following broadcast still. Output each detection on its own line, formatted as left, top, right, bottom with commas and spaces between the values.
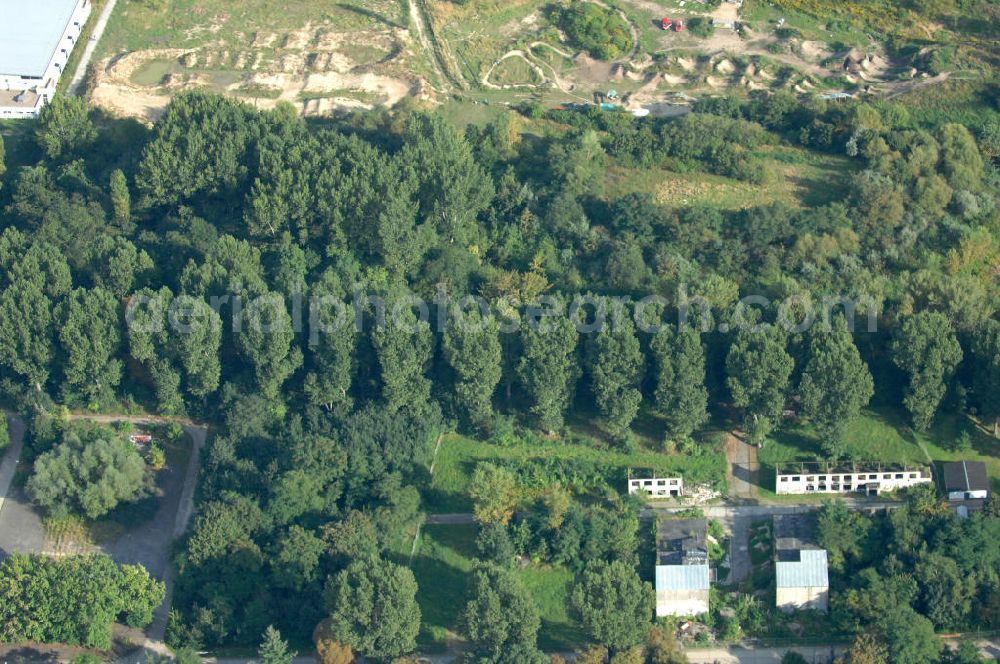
0, 553, 164, 649
0, 87, 997, 656
26, 423, 150, 519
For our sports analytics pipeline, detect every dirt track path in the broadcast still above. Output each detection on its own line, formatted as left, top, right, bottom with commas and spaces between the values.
725, 432, 759, 500
408, 0, 462, 91
68, 0, 119, 95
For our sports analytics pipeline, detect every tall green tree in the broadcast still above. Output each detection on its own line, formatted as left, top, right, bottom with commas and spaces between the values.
0, 281, 55, 393
571, 560, 654, 654
371, 303, 434, 415
972, 320, 1000, 437
27, 430, 149, 519
258, 625, 295, 664
462, 564, 542, 662
34, 96, 97, 159
588, 305, 643, 436
303, 269, 357, 416
58, 287, 123, 405
816, 499, 870, 571
799, 316, 874, 457
890, 311, 962, 430
469, 462, 519, 525
236, 291, 302, 400
109, 169, 131, 227
876, 605, 942, 664
399, 112, 494, 247
651, 324, 709, 441
442, 306, 502, 429
127, 288, 222, 413
325, 557, 421, 661
725, 325, 794, 444
517, 307, 580, 432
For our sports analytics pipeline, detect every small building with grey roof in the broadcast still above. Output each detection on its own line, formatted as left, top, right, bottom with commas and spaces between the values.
773, 514, 829, 613
655, 518, 710, 617
942, 460, 989, 501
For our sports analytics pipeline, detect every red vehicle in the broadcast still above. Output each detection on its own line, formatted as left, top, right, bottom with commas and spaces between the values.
659, 17, 684, 31
673, 18, 684, 31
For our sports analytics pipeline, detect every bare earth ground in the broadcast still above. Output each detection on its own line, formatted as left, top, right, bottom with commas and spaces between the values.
725, 431, 760, 501
82, 0, 950, 122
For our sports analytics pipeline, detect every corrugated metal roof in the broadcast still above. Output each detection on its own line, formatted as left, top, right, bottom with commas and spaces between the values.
0, 0, 83, 78
776, 549, 829, 588
656, 564, 710, 591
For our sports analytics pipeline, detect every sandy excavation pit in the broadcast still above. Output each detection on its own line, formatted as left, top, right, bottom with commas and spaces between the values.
90, 25, 416, 122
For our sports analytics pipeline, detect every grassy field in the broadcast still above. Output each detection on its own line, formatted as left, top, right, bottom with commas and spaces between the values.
424, 428, 725, 513
409, 524, 478, 649
607, 144, 858, 211
898, 78, 1000, 132
97, 0, 404, 55
408, 524, 585, 650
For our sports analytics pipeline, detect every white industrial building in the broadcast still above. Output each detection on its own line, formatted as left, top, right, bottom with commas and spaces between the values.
0, 0, 92, 118
655, 519, 710, 617
775, 463, 932, 496
628, 476, 683, 498
777, 549, 829, 613
774, 514, 829, 613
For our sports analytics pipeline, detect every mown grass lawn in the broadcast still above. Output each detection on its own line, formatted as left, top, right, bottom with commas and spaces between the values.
409, 524, 478, 650
517, 565, 585, 651
409, 523, 586, 651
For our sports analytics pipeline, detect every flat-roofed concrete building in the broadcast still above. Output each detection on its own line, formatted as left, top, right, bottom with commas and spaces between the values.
655, 518, 710, 617
0, 0, 92, 117
774, 514, 829, 613
775, 462, 932, 496
628, 476, 683, 498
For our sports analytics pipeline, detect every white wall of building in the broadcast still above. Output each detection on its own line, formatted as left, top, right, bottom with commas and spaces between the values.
776, 586, 829, 613
948, 489, 988, 501
629, 477, 683, 498
655, 589, 710, 617
776, 469, 931, 495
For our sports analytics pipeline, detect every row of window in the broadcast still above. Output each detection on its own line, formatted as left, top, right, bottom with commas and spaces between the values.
779, 472, 921, 483
633, 479, 681, 487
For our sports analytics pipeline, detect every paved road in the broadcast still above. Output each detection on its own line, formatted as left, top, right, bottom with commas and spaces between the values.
0, 415, 45, 558
0, 415, 25, 515
686, 645, 846, 663
67, 0, 119, 95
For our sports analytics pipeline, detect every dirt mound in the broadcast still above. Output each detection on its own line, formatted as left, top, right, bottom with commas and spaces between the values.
799, 40, 826, 60
677, 57, 696, 71
715, 58, 735, 74
283, 26, 314, 50
252, 31, 278, 48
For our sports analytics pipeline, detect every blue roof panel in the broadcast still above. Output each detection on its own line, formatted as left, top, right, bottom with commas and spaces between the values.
0, 0, 83, 78
656, 564, 710, 591
776, 549, 829, 588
